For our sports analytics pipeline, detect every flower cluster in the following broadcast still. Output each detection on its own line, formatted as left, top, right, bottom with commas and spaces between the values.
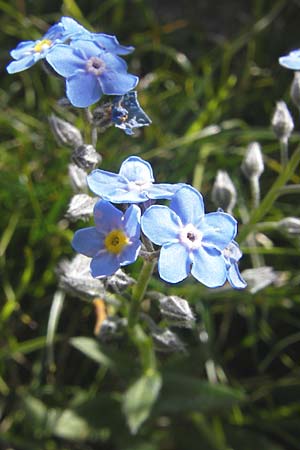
7, 17, 139, 109
72, 156, 246, 289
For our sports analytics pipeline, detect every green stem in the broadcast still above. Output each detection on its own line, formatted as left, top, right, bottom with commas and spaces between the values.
238, 145, 300, 243
128, 260, 155, 328
280, 138, 289, 167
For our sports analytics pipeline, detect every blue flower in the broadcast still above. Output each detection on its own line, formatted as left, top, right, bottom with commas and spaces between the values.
72, 199, 141, 277
222, 241, 247, 289
46, 39, 138, 107
141, 185, 238, 286
87, 156, 183, 204
112, 91, 152, 135
60, 17, 134, 55
279, 49, 300, 70
6, 22, 66, 74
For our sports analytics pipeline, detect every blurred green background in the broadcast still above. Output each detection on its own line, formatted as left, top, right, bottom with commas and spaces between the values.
2, 0, 300, 449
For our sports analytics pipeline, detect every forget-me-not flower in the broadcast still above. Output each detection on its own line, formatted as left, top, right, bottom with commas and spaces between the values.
46, 39, 138, 107
141, 185, 238, 286
6, 21, 66, 74
87, 156, 183, 204
279, 49, 300, 70
72, 199, 141, 277
112, 91, 152, 135
222, 241, 247, 289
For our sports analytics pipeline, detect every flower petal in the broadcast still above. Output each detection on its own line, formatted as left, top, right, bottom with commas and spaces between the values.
119, 156, 154, 182
201, 212, 237, 250
72, 227, 104, 257
6, 55, 36, 73
90, 252, 119, 277
99, 70, 138, 95
120, 239, 141, 265
147, 182, 185, 200
10, 41, 36, 59
158, 243, 191, 283
124, 205, 141, 239
66, 72, 102, 107
170, 185, 205, 226
87, 169, 128, 198
141, 205, 181, 245
46, 44, 85, 76
279, 50, 300, 70
227, 263, 247, 289
93, 200, 123, 233
191, 246, 226, 287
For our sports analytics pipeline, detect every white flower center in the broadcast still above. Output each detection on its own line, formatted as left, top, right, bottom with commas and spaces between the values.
179, 223, 203, 250
86, 56, 106, 75
127, 180, 152, 192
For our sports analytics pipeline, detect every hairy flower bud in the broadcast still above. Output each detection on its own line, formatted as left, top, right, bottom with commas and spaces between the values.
66, 194, 97, 222
68, 163, 88, 191
241, 142, 264, 179
211, 170, 237, 213
159, 295, 195, 328
57, 254, 105, 300
49, 114, 83, 148
271, 101, 294, 143
278, 217, 300, 235
290, 71, 300, 110
104, 269, 135, 292
72, 144, 102, 171
241, 266, 277, 294
97, 317, 128, 341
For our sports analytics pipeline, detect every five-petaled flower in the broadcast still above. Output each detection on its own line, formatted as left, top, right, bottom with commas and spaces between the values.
141, 185, 239, 287
87, 156, 183, 204
6, 21, 66, 74
46, 39, 138, 107
72, 199, 141, 277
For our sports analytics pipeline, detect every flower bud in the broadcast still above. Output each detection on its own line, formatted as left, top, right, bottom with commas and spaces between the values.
68, 163, 88, 192
66, 194, 97, 222
241, 266, 277, 294
104, 268, 135, 292
271, 101, 294, 143
241, 142, 264, 179
49, 114, 83, 148
290, 71, 300, 110
97, 317, 127, 341
159, 295, 195, 328
278, 217, 300, 235
57, 254, 105, 300
72, 144, 102, 171
152, 328, 186, 353
211, 170, 237, 213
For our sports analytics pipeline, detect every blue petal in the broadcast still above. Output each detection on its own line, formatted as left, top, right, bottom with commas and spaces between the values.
91, 33, 134, 55
158, 243, 191, 283
10, 41, 36, 59
101, 52, 128, 71
170, 185, 205, 226
148, 182, 185, 200
141, 205, 181, 245
72, 227, 104, 257
120, 239, 141, 265
279, 50, 300, 70
200, 212, 237, 250
124, 205, 141, 239
6, 55, 36, 73
100, 70, 139, 95
93, 200, 123, 233
66, 72, 102, 107
227, 263, 247, 289
191, 246, 226, 287
46, 44, 85, 76
87, 170, 128, 198
70, 39, 106, 57
90, 252, 120, 277
119, 156, 154, 182
60, 17, 90, 37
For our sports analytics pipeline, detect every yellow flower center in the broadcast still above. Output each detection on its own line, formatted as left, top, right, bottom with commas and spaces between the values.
104, 229, 129, 254
33, 39, 52, 53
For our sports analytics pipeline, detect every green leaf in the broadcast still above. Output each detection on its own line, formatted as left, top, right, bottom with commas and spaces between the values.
70, 336, 115, 369
123, 371, 162, 434
156, 374, 245, 414
52, 409, 90, 441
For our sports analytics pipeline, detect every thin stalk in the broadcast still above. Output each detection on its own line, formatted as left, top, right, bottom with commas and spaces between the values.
128, 260, 155, 328
280, 138, 289, 167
